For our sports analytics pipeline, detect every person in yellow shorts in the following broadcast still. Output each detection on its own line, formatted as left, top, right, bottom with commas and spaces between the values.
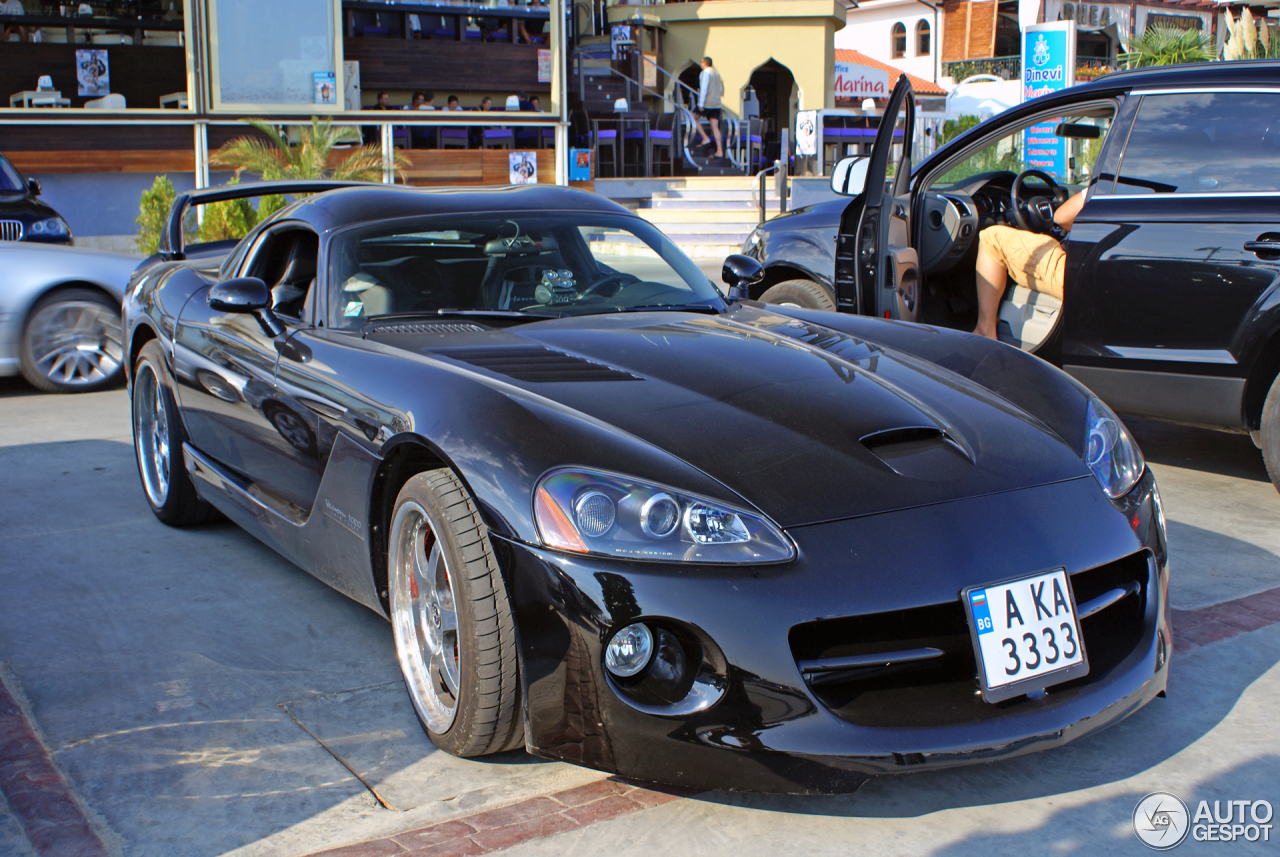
973, 189, 1085, 340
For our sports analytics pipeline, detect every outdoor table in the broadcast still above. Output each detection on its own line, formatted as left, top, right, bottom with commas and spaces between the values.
592, 113, 650, 178
0, 13, 182, 44
344, 1, 550, 44
10, 90, 71, 108
159, 92, 188, 109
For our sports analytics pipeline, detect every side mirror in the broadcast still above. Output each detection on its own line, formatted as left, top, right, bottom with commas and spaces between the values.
830, 156, 871, 197
721, 254, 764, 300
26, 178, 41, 197
208, 277, 286, 337
209, 277, 271, 312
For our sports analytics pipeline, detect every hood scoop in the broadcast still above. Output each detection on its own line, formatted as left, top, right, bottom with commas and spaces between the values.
432, 344, 642, 383
860, 426, 975, 481
374, 321, 489, 335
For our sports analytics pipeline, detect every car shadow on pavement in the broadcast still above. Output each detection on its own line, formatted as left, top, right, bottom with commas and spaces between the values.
698, 619, 1280, 821
1127, 416, 1271, 484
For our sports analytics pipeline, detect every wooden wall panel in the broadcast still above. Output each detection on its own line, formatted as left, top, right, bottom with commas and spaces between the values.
344, 39, 549, 95
0, 44, 185, 110
5, 149, 194, 173
941, 0, 998, 61
401, 149, 554, 185
0, 123, 190, 152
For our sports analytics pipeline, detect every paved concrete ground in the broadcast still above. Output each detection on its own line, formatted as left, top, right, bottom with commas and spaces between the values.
0, 375, 1277, 857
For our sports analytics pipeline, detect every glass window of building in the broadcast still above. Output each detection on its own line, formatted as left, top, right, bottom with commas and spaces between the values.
891, 22, 907, 59
209, 0, 341, 111
916, 20, 931, 56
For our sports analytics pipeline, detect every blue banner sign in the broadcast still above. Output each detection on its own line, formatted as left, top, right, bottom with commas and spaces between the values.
1022, 25, 1075, 180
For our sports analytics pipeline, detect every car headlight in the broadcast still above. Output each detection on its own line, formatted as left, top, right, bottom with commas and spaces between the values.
533, 468, 794, 564
1084, 397, 1144, 499
29, 217, 69, 237
742, 228, 761, 253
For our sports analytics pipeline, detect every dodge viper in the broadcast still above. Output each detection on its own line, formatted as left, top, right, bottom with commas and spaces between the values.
124, 180, 1169, 793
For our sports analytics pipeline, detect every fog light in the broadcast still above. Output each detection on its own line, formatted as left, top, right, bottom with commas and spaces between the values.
573, 491, 615, 537
605, 623, 653, 677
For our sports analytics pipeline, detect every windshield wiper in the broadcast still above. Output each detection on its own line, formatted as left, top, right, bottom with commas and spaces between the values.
369, 308, 567, 321
605, 303, 723, 315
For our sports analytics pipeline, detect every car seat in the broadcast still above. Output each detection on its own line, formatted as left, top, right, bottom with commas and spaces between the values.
271, 237, 318, 320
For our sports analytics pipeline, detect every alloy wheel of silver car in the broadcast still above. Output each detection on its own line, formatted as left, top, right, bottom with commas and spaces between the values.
133, 362, 171, 509
24, 297, 123, 390
390, 499, 462, 734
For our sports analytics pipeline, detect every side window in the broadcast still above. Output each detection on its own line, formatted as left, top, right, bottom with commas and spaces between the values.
245, 228, 320, 323
1114, 92, 1280, 194
934, 105, 1113, 188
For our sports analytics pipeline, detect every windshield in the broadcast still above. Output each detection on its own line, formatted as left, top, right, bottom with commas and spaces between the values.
329, 212, 722, 328
0, 155, 24, 193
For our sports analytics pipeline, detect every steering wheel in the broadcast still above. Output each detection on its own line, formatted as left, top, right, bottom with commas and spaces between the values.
1010, 169, 1069, 234
579, 272, 635, 299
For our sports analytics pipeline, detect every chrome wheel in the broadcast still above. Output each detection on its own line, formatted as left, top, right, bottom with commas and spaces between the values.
133, 363, 171, 509
390, 500, 461, 734
26, 299, 123, 388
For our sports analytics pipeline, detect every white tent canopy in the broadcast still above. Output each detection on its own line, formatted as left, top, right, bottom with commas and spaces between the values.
944, 74, 1023, 123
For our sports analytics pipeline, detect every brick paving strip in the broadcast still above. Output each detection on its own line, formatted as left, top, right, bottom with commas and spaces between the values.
3, 587, 1280, 857
0, 669, 111, 857
307, 777, 699, 857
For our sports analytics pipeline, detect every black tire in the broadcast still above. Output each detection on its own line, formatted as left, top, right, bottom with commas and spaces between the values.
388, 469, 523, 756
1261, 372, 1280, 494
19, 287, 125, 393
132, 341, 217, 526
759, 279, 837, 311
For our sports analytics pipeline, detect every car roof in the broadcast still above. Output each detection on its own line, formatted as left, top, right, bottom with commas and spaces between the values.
289, 184, 635, 232
1070, 58, 1280, 95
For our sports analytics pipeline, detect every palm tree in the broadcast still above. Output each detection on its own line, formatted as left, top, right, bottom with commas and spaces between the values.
1120, 25, 1216, 67
210, 116, 403, 182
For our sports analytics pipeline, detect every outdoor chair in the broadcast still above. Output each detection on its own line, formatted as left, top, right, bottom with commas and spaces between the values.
482, 128, 514, 149
594, 124, 618, 177
440, 128, 469, 148
649, 112, 677, 177
85, 93, 126, 109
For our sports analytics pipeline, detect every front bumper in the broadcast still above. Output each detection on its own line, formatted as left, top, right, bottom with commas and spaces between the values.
502, 470, 1170, 794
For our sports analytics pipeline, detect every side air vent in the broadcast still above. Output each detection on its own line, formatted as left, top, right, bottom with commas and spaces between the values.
859, 426, 974, 479
373, 321, 489, 334
431, 345, 642, 382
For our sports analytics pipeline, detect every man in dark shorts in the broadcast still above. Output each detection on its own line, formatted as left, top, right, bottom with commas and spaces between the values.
693, 56, 725, 159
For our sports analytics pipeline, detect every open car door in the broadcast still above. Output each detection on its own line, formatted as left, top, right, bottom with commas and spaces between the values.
834, 75, 918, 320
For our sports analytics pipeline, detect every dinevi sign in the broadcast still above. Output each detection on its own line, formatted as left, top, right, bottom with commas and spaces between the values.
834, 62, 889, 100
1021, 20, 1076, 179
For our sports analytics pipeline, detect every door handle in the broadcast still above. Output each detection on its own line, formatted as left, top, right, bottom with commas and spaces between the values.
1244, 241, 1280, 254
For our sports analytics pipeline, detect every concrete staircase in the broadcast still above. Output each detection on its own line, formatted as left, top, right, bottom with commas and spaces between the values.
596, 177, 785, 258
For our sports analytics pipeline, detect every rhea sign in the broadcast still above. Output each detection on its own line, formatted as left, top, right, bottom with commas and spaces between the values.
834, 62, 889, 100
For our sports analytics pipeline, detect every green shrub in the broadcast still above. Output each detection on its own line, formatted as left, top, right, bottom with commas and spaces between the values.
135, 175, 176, 256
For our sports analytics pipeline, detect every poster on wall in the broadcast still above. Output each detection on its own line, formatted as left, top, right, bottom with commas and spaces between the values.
510, 151, 538, 185
1021, 21, 1076, 180
610, 24, 631, 60
642, 53, 659, 89
76, 49, 109, 97
537, 49, 552, 83
569, 148, 592, 181
795, 110, 818, 157
313, 71, 337, 105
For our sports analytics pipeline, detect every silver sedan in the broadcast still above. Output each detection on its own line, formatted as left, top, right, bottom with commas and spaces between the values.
0, 242, 139, 392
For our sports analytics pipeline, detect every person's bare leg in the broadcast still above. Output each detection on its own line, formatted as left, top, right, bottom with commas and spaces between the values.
974, 243, 1007, 340
710, 117, 723, 158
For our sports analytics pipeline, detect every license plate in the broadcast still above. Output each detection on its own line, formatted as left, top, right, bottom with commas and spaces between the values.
963, 568, 1089, 703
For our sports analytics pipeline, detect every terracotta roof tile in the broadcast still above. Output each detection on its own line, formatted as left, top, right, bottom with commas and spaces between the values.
834, 49, 948, 96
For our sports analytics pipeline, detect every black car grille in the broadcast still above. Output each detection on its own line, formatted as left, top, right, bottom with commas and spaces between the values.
788, 551, 1152, 729
431, 345, 642, 382
0, 220, 23, 241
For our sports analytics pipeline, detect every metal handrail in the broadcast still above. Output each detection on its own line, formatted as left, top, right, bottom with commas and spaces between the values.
646, 61, 745, 167
753, 163, 779, 225
583, 59, 744, 171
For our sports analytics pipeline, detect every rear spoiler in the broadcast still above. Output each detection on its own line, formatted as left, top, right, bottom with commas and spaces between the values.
159, 180, 383, 260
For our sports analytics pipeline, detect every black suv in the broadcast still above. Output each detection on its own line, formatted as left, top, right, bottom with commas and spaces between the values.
0, 152, 72, 245
744, 61, 1280, 491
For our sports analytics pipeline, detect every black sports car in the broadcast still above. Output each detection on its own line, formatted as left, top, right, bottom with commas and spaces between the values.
124, 180, 1169, 794
743, 61, 1280, 491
